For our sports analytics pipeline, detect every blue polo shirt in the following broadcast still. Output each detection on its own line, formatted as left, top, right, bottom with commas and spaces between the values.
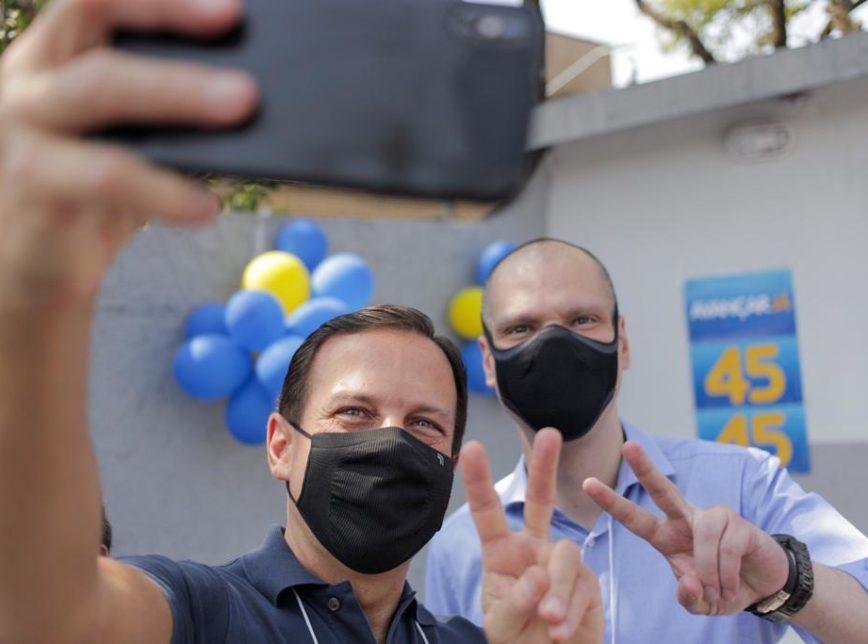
124, 526, 483, 643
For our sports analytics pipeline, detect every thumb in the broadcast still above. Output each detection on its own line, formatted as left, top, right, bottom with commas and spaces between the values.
484, 565, 549, 644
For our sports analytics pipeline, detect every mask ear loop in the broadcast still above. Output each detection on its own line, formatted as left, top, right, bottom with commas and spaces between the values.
608, 514, 617, 644
283, 420, 313, 504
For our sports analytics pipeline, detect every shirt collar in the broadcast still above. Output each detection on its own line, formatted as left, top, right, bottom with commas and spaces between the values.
618, 420, 675, 492
242, 526, 425, 620
499, 421, 675, 510
497, 456, 530, 510
241, 525, 330, 605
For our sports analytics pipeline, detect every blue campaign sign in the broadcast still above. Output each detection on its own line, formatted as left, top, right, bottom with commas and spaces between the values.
685, 270, 796, 343
691, 337, 803, 409
685, 269, 810, 473
696, 405, 810, 473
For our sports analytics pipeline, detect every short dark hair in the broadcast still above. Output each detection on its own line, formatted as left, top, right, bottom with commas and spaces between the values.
101, 504, 112, 553
278, 305, 467, 456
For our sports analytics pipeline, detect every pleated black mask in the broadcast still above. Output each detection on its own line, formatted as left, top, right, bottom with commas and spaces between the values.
287, 424, 453, 574
484, 321, 619, 441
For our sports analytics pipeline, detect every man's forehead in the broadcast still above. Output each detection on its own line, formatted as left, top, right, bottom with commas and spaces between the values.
485, 242, 612, 319
312, 328, 441, 369
306, 329, 456, 405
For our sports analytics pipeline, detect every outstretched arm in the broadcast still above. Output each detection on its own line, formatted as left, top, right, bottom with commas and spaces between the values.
0, 1, 256, 642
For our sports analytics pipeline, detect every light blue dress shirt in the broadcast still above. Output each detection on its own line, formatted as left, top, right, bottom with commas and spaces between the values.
425, 422, 868, 644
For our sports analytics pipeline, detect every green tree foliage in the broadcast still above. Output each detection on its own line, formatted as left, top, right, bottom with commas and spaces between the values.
635, 0, 865, 64
1, 0, 49, 54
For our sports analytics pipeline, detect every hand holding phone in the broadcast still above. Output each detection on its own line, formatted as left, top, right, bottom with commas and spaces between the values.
109, 0, 544, 201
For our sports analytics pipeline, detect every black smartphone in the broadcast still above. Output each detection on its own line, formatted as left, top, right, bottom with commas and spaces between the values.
107, 0, 545, 202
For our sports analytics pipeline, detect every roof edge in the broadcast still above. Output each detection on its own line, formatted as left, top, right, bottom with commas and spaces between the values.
527, 31, 868, 150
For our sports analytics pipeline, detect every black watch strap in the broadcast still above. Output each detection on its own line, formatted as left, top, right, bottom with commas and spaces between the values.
747, 534, 814, 622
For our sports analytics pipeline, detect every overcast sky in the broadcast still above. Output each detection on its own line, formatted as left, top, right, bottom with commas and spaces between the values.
483, 0, 868, 87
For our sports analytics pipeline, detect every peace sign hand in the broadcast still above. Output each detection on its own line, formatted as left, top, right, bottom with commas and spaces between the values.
583, 441, 790, 616
463, 429, 603, 643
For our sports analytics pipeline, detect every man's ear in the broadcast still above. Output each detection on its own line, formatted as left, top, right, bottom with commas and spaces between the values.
618, 315, 631, 371
266, 413, 293, 481
479, 335, 497, 389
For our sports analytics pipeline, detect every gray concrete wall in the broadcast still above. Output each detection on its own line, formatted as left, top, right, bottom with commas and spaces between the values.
91, 160, 551, 594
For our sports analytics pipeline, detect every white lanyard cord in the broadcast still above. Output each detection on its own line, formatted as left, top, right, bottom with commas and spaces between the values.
292, 589, 320, 644
414, 620, 431, 644
608, 515, 617, 644
293, 588, 429, 644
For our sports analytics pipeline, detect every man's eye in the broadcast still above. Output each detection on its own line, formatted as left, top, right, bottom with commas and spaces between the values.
337, 407, 368, 418
573, 316, 595, 326
507, 325, 530, 335
412, 418, 443, 433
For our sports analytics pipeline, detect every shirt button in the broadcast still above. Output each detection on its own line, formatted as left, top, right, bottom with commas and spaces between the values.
327, 597, 341, 612
586, 537, 596, 549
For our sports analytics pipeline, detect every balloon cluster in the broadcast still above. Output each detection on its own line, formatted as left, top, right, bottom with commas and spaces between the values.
173, 219, 374, 445
447, 240, 516, 395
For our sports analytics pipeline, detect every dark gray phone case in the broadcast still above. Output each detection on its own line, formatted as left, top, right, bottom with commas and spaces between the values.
110, 0, 544, 202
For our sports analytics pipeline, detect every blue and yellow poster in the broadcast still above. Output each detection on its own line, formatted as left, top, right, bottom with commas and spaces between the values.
685, 269, 810, 472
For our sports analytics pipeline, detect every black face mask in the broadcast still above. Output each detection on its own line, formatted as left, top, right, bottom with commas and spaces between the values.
484, 318, 619, 442
286, 424, 453, 575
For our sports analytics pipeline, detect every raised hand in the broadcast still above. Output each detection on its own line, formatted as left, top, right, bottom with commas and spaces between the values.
462, 429, 603, 643
0, 0, 258, 307
583, 441, 790, 616
0, 2, 257, 641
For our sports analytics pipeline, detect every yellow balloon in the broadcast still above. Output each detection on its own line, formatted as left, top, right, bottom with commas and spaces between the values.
449, 286, 484, 340
242, 251, 310, 315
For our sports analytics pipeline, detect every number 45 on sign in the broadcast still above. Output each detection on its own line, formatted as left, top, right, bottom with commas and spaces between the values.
704, 344, 785, 405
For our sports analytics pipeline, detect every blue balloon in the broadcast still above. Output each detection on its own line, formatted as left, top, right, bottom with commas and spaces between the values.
225, 379, 273, 445
173, 334, 251, 401
311, 253, 374, 311
256, 335, 305, 398
184, 302, 227, 338
286, 297, 350, 338
275, 219, 329, 271
462, 341, 494, 395
225, 290, 285, 351
477, 240, 517, 285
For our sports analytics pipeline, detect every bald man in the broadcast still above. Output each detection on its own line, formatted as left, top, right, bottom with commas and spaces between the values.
426, 238, 868, 644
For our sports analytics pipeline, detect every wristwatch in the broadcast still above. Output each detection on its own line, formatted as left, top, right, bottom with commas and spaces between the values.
747, 534, 814, 622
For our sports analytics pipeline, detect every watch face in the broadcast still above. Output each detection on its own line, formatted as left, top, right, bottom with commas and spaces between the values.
756, 589, 791, 614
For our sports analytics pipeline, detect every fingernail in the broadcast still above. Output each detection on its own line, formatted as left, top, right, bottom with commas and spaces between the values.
193, 190, 222, 220
519, 574, 538, 600
206, 73, 256, 112
192, 0, 237, 13
550, 623, 571, 641
541, 596, 565, 618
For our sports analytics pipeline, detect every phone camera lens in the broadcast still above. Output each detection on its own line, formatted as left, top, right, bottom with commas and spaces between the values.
476, 14, 506, 39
